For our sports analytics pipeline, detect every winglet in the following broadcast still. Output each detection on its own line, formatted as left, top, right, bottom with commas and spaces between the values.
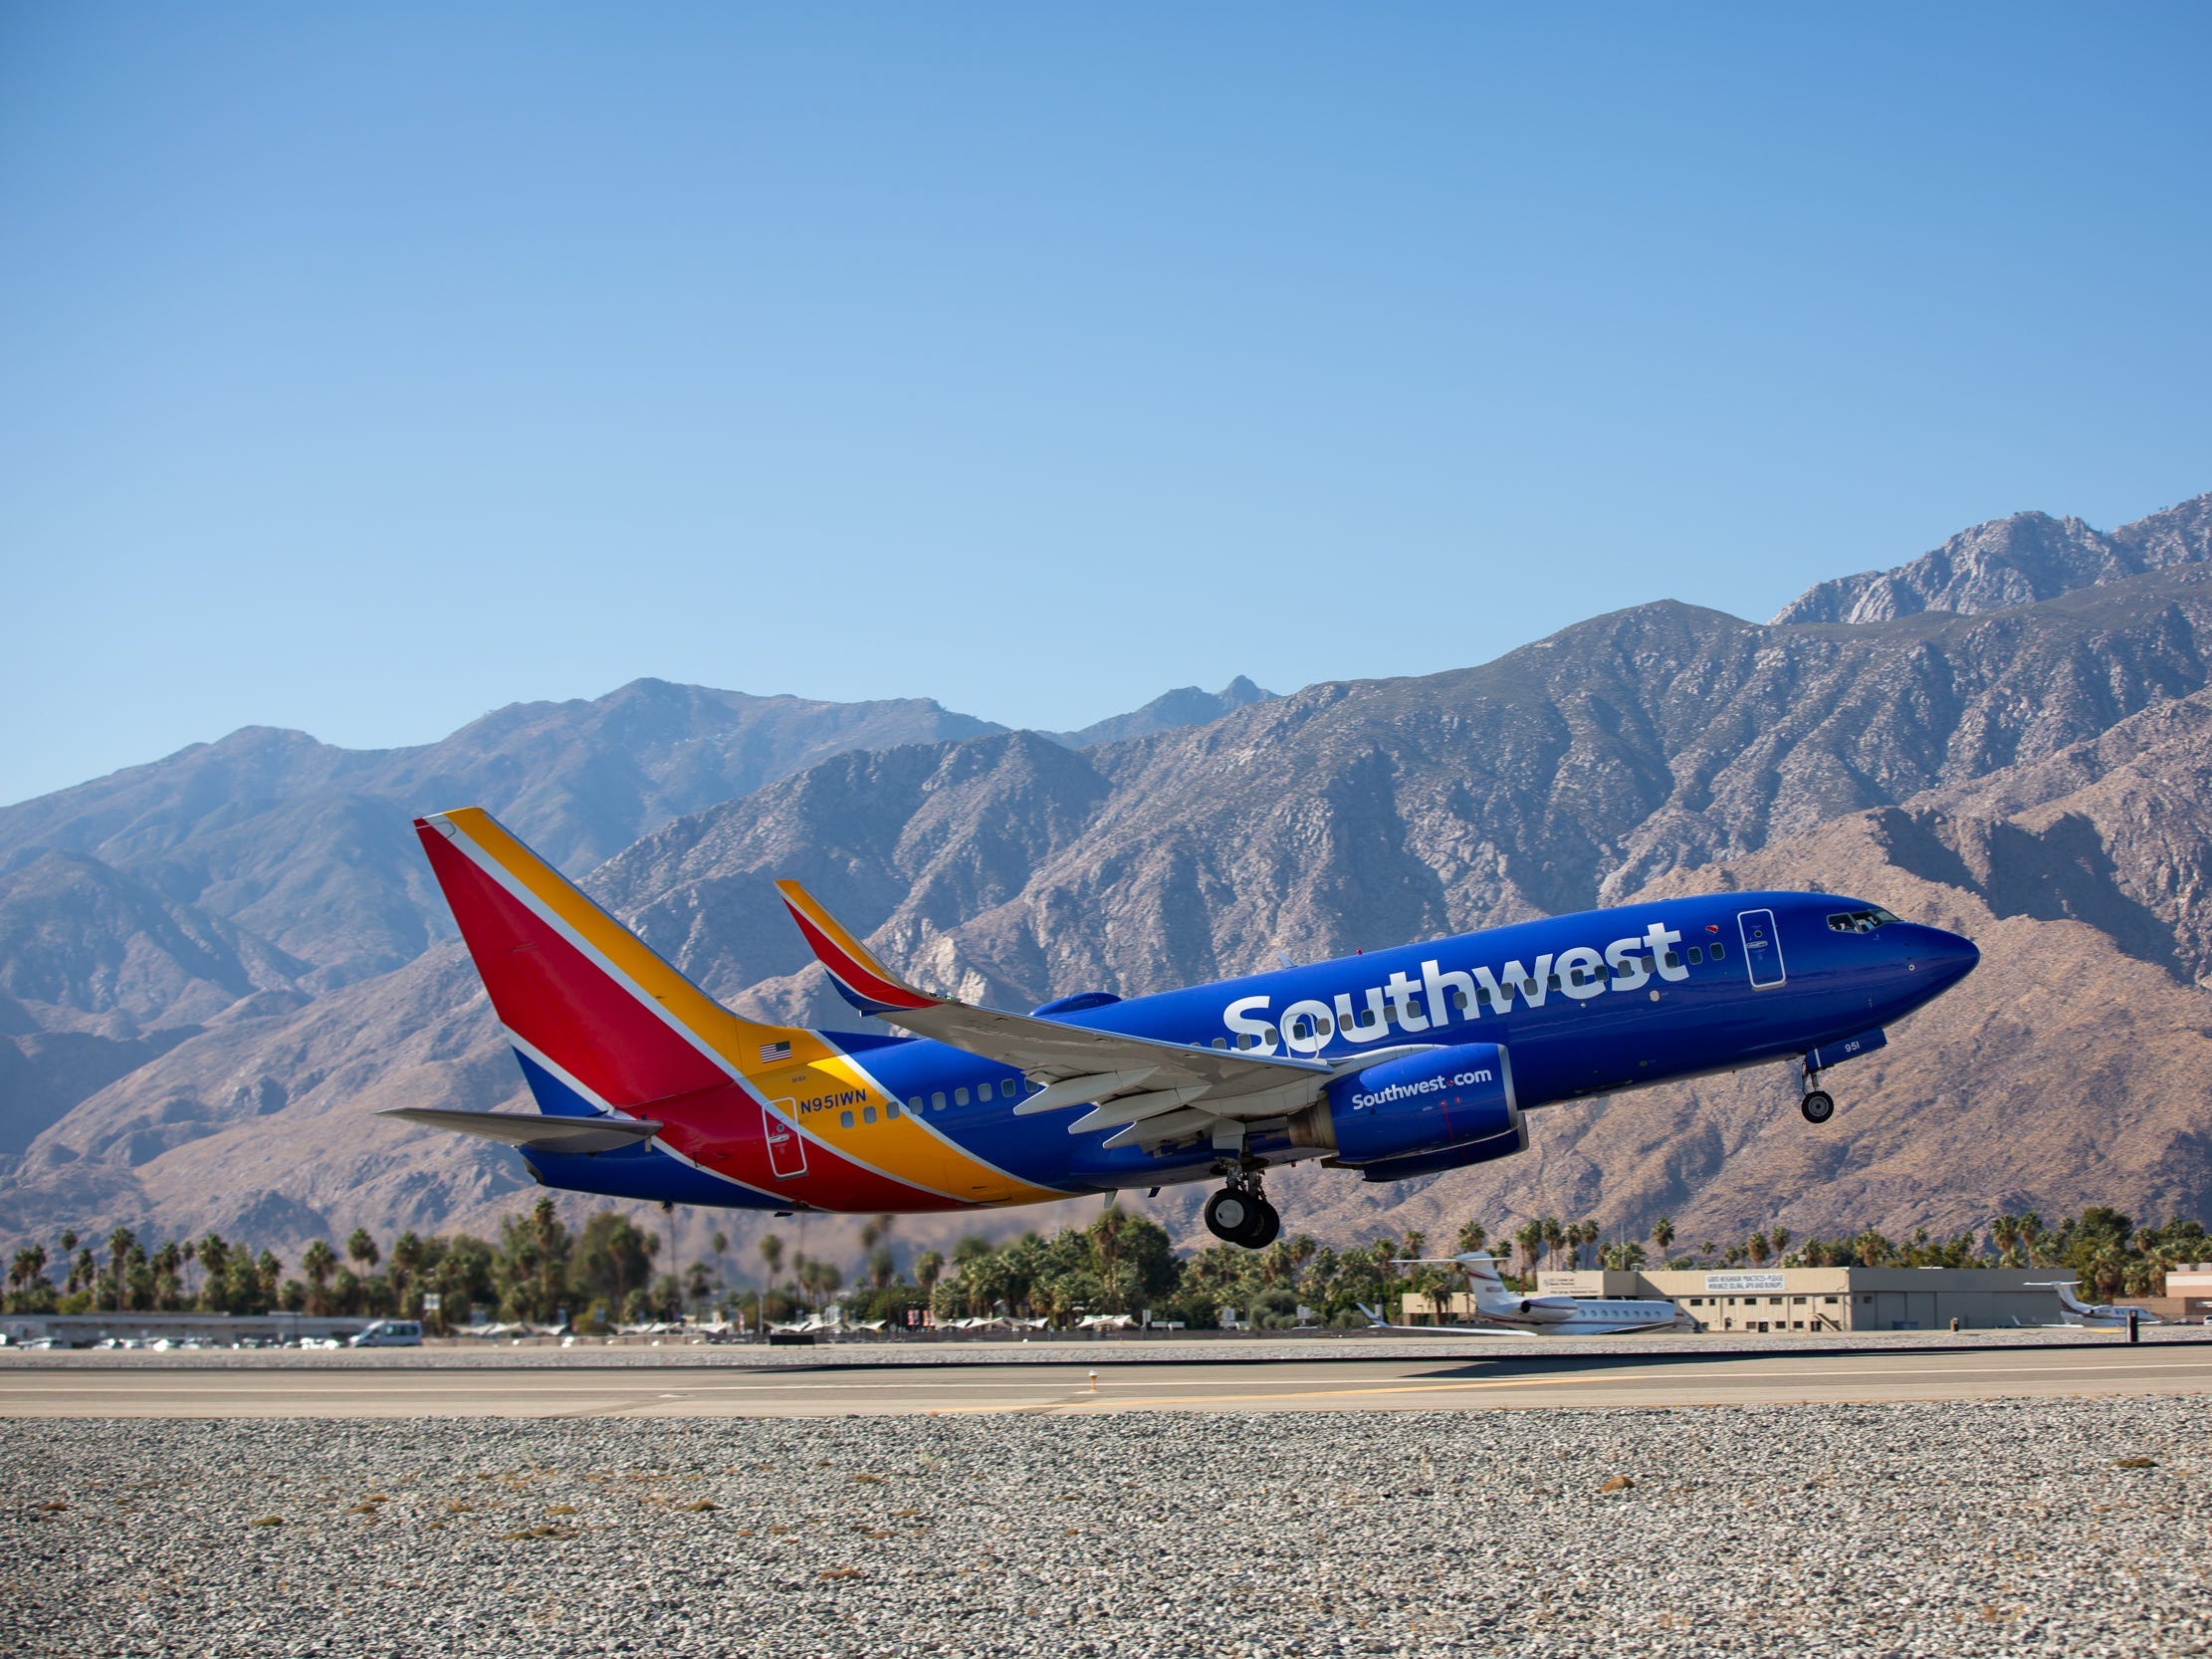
775, 880, 942, 1017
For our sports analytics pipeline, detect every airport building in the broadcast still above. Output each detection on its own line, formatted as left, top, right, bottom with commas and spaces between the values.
1403, 1266, 2157, 1332
2164, 1264, 2212, 1321
1546, 1267, 2150, 1331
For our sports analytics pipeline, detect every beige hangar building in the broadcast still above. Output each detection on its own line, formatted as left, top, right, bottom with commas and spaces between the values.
1395, 1266, 2136, 1332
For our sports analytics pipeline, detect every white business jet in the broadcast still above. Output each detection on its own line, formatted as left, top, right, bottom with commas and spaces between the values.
2023, 1279, 2163, 1329
1360, 1252, 1685, 1336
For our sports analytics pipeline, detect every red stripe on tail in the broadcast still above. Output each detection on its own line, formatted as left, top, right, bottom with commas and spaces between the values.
417, 823, 727, 1108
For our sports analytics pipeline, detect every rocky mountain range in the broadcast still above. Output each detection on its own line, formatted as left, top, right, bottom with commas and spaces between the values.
5, 495, 2211, 1271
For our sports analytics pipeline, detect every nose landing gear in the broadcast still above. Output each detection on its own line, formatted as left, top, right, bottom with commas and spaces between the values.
1799, 1059, 1836, 1124
1204, 1172, 1281, 1249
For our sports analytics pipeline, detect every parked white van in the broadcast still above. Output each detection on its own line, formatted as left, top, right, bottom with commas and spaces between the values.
348, 1319, 424, 1347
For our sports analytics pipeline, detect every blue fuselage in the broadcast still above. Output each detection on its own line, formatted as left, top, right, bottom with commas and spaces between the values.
525, 889, 1978, 1210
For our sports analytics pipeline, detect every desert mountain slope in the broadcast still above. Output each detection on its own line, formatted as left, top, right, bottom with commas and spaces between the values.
9, 496, 2212, 1262
598, 567, 2212, 1030
0, 681, 1005, 988
1773, 492, 2212, 625
26, 686, 2212, 1263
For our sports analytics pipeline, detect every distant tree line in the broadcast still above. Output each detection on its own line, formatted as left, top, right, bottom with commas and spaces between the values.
5, 1203, 2204, 1327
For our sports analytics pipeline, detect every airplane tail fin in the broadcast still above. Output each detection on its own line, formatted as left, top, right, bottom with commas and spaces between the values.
2027, 1280, 2092, 1314
414, 808, 808, 1115
1458, 1252, 1509, 1292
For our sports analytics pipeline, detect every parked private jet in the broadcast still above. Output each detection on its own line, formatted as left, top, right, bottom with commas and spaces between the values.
383, 808, 1978, 1246
1360, 1252, 1686, 1335
2024, 1280, 2164, 1328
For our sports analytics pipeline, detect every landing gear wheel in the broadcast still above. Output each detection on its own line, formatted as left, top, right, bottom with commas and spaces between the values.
1205, 1189, 1257, 1244
1240, 1200, 1282, 1250
1800, 1089, 1835, 1125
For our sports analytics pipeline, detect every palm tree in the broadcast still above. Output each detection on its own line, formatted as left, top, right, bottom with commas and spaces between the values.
194, 1235, 230, 1310
390, 1232, 426, 1310
1513, 1222, 1543, 1285
1769, 1225, 1792, 1263
7, 1245, 47, 1306
345, 1228, 380, 1274
107, 1227, 137, 1311
914, 1249, 944, 1299
1575, 1220, 1601, 1269
1455, 1221, 1488, 1257
1539, 1216, 1565, 1277
1988, 1214, 2017, 1266
1651, 1217, 1676, 1258
759, 1232, 785, 1292
1424, 1268, 1457, 1324
1745, 1231, 1770, 1268
151, 1239, 183, 1308
2088, 1247, 2126, 1304
302, 1240, 337, 1315
802, 1258, 843, 1312
710, 1231, 729, 1308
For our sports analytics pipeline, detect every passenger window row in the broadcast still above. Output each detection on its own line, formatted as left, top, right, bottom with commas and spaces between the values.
885, 1077, 1023, 1120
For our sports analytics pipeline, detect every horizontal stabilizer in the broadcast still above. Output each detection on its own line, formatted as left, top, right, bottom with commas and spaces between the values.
379, 1107, 662, 1153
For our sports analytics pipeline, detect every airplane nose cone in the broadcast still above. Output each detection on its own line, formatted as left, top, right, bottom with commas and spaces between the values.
1912, 926, 1980, 990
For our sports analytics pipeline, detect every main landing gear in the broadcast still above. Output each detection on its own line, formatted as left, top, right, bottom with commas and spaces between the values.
1204, 1172, 1282, 1250
1800, 1061, 1836, 1124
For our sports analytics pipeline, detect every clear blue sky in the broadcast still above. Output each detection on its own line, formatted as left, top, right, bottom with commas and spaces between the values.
5, 6, 2209, 805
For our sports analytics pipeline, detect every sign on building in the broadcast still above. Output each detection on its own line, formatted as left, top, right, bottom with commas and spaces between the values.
1703, 1272, 1786, 1293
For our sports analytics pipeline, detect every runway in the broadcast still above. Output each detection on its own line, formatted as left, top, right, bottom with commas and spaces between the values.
5, 1338, 2208, 1417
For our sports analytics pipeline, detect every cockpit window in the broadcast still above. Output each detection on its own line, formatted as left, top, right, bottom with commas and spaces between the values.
1827, 907, 1900, 934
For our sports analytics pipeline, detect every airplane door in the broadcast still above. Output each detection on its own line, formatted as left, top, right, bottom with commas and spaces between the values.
1737, 908, 1786, 988
763, 1098, 808, 1180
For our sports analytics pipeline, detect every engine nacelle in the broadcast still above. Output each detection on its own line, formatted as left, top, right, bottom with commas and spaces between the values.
1291, 1043, 1523, 1172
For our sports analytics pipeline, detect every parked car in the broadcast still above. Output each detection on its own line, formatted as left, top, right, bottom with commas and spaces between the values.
348, 1319, 424, 1348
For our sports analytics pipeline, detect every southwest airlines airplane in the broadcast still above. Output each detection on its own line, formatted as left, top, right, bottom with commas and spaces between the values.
385, 808, 1979, 1248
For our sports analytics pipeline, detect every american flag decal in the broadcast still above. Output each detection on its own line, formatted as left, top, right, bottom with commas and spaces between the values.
759, 1040, 792, 1064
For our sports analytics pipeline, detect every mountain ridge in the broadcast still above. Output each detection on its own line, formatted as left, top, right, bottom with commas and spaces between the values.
6, 493, 2212, 1261
1772, 492, 2212, 625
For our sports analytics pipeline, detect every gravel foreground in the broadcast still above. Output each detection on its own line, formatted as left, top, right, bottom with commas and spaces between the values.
3, 1400, 2206, 1658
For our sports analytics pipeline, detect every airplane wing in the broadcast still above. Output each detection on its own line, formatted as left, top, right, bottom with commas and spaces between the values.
775, 880, 1345, 1146
1354, 1304, 1535, 1338
377, 1107, 663, 1153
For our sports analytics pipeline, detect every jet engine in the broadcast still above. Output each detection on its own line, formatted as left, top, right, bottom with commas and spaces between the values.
1289, 1043, 1525, 1177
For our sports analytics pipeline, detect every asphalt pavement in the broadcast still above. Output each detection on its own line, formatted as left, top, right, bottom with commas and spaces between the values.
4, 1336, 2207, 1417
